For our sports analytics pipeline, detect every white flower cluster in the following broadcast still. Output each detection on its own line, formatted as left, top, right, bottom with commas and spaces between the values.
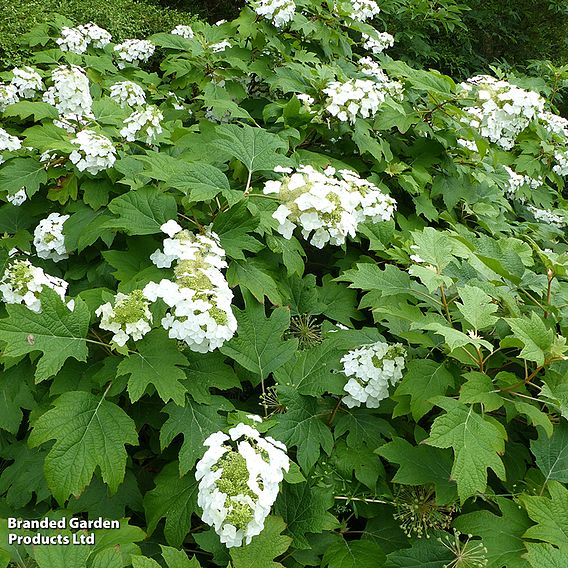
142, 221, 237, 352
114, 39, 155, 68
210, 40, 232, 53
324, 76, 401, 123
95, 290, 153, 346
539, 111, 568, 138
263, 165, 396, 248
120, 105, 164, 144
43, 65, 93, 122
459, 75, 545, 150
56, 23, 112, 54
33, 213, 69, 262
69, 129, 116, 174
10, 67, 43, 99
337, 0, 381, 21
0, 259, 69, 313
0, 84, 19, 112
249, 0, 296, 27
109, 81, 146, 107
171, 25, 194, 38
502, 166, 542, 201
7, 189, 27, 206
527, 205, 566, 228
0, 128, 22, 165
553, 149, 568, 176
196, 423, 289, 548
341, 341, 406, 408
362, 31, 394, 54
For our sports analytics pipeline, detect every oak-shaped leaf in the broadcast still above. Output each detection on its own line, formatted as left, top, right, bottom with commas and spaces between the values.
28, 390, 138, 504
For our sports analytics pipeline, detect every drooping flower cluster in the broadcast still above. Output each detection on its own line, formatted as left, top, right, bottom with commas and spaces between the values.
341, 341, 406, 408
114, 40, 156, 68
120, 105, 164, 144
69, 130, 117, 174
362, 31, 394, 54
324, 76, 402, 123
336, 0, 380, 20
263, 165, 396, 248
6, 189, 27, 206
459, 75, 545, 150
502, 166, 542, 201
196, 423, 289, 548
249, 0, 296, 27
95, 290, 153, 346
527, 205, 566, 228
109, 81, 146, 107
0, 259, 69, 313
142, 221, 237, 352
171, 25, 195, 38
210, 40, 232, 52
56, 23, 112, 54
33, 213, 69, 262
0, 128, 22, 165
10, 67, 44, 99
42, 65, 93, 122
0, 84, 19, 112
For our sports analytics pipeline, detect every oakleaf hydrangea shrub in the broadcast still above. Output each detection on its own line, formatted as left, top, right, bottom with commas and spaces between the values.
0, 1, 566, 567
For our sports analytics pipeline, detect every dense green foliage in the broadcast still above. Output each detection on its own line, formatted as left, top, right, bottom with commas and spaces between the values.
0, 1, 568, 567
0, 0, 195, 69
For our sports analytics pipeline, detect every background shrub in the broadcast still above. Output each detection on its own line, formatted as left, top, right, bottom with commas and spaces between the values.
0, 0, 195, 68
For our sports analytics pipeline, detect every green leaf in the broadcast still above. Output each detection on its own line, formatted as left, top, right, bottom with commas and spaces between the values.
0, 289, 90, 381
384, 535, 453, 568
183, 351, 240, 404
212, 202, 263, 260
117, 330, 188, 406
28, 390, 138, 503
0, 157, 48, 197
91, 547, 123, 568
393, 360, 455, 421
520, 481, 568, 548
377, 438, 456, 503
332, 440, 382, 489
132, 557, 160, 568
456, 285, 499, 331
2, 101, 59, 121
107, 186, 178, 235
227, 258, 282, 304
531, 423, 568, 484
318, 275, 363, 326
169, 163, 232, 203
230, 516, 292, 568
220, 300, 297, 380
212, 124, 290, 173
411, 227, 456, 270
273, 339, 347, 397
144, 461, 199, 548
0, 362, 35, 434
34, 535, 91, 568
160, 398, 226, 475
161, 545, 202, 568
425, 398, 507, 502
540, 379, 568, 420
322, 538, 386, 568
334, 407, 395, 450
504, 314, 555, 366
453, 497, 532, 568
459, 371, 503, 412
270, 390, 333, 472
23, 123, 75, 153
266, 234, 304, 277
0, 442, 49, 508
524, 544, 568, 568
274, 483, 338, 549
